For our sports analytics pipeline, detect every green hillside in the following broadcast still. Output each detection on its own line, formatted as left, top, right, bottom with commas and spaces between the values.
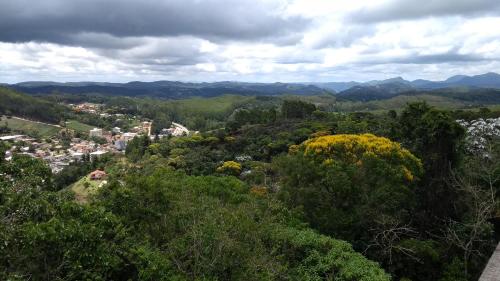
0, 87, 68, 123
0, 116, 61, 137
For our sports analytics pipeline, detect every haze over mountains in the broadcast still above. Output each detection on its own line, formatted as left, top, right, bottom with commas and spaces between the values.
4, 72, 500, 101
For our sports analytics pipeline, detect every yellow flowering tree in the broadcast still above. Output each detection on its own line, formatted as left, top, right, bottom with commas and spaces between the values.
216, 161, 242, 176
302, 134, 422, 183
276, 133, 423, 248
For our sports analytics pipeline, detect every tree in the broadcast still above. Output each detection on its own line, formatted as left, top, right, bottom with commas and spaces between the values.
96, 167, 390, 281
0, 154, 53, 191
216, 161, 242, 176
443, 138, 499, 279
276, 134, 422, 248
0, 142, 6, 164
398, 102, 465, 228
281, 100, 316, 119
125, 135, 151, 162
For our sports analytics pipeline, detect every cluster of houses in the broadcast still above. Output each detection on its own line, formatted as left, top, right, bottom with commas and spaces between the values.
1, 119, 194, 174
70, 103, 102, 114
1, 134, 115, 173
2, 100, 195, 174
70, 102, 127, 119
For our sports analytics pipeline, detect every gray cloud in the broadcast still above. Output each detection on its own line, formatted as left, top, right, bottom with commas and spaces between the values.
311, 25, 377, 49
0, 0, 308, 45
272, 52, 323, 64
65, 33, 146, 50
1, 0, 500, 83
355, 48, 494, 66
392, 53, 490, 64
350, 0, 500, 23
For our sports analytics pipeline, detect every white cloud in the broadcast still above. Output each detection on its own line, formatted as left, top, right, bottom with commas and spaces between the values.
1, 0, 500, 83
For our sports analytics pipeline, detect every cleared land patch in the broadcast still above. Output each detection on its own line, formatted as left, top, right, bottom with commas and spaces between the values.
1, 116, 61, 137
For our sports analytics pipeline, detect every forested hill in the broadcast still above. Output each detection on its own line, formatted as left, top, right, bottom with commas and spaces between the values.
0, 87, 68, 123
8, 81, 330, 98
313, 72, 500, 92
6, 73, 500, 103
336, 84, 500, 104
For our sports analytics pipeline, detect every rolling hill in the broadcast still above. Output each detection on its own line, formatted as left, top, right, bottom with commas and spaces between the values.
312, 72, 500, 93
8, 81, 329, 99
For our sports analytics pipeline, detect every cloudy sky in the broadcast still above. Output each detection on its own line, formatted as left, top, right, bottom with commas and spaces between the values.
1, 0, 499, 83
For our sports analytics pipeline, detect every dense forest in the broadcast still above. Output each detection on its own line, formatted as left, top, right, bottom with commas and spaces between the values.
1, 88, 500, 280
0, 87, 68, 123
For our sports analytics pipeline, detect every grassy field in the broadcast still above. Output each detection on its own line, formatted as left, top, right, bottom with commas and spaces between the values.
65, 119, 95, 133
70, 174, 106, 203
175, 95, 256, 114
335, 94, 467, 113
0, 116, 61, 137
0, 116, 95, 137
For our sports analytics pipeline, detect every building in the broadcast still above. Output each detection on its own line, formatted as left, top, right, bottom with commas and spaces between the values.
142, 121, 152, 136
114, 140, 127, 151
89, 128, 103, 138
122, 132, 137, 142
112, 127, 121, 133
161, 122, 189, 137
71, 152, 84, 160
90, 170, 107, 180
90, 150, 107, 159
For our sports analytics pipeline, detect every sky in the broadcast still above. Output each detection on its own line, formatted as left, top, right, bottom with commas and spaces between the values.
1, 0, 500, 83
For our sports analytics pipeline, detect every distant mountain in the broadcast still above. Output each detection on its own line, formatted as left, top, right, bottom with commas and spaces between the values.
311, 77, 411, 92
444, 75, 468, 83
337, 81, 414, 101
312, 72, 500, 93
336, 83, 500, 104
310, 82, 359, 92
410, 72, 500, 89
5, 72, 500, 100
453, 72, 500, 88
365, 77, 411, 86
333, 72, 500, 103
8, 81, 329, 99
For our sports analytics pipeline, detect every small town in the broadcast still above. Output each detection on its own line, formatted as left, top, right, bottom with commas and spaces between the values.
1, 102, 192, 173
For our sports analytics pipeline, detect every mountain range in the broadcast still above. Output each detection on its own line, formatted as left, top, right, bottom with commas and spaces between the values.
7, 81, 329, 99
3, 72, 500, 101
311, 72, 500, 92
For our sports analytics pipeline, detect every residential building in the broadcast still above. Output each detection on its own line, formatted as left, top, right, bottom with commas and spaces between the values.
90, 170, 107, 180
89, 128, 103, 138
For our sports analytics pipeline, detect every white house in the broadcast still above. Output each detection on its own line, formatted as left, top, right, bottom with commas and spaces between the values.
89, 128, 103, 138
122, 132, 137, 142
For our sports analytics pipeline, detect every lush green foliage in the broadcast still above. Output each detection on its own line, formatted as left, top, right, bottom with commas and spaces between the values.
0, 87, 67, 123
281, 99, 317, 119
126, 135, 151, 162
0, 155, 389, 281
2, 86, 499, 281
277, 134, 422, 248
